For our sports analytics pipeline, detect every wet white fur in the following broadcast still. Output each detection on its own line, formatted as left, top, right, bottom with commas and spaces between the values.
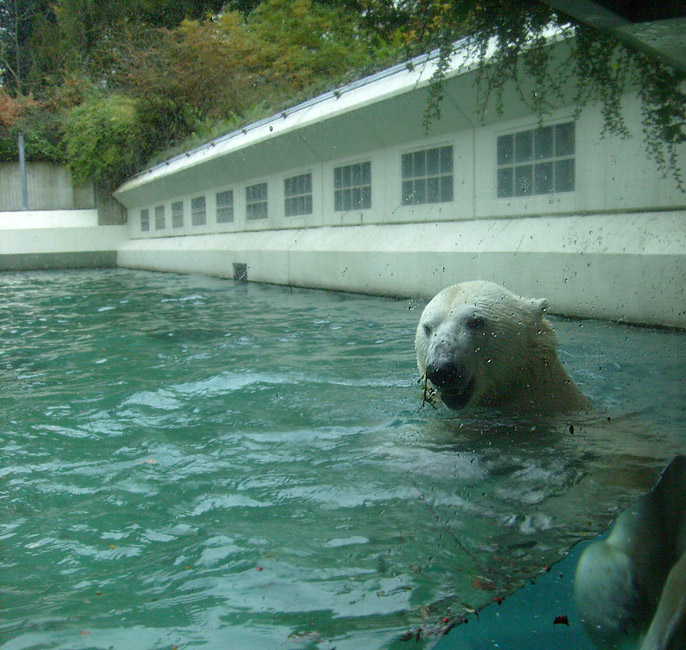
415, 281, 588, 412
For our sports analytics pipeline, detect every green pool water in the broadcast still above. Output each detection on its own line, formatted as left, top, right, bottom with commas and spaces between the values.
1, 270, 684, 650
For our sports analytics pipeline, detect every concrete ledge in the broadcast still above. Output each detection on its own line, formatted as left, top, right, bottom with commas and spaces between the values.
0, 209, 99, 229
0, 251, 118, 271
117, 211, 685, 328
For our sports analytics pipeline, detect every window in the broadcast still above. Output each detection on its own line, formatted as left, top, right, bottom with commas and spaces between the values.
401, 145, 453, 205
246, 182, 268, 220
284, 173, 313, 217
154, 205, 165, 230
140, 208, 150, 232
172, 201, 184, 229
191, 196, 206, 226
334, 161, 371, 211
216, 190, 234, 223
497, 122, 575, 198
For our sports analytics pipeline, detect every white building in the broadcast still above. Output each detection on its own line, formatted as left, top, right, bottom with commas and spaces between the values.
4, 37, 685, 327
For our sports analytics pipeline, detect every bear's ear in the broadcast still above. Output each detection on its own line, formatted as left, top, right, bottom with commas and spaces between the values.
527, 297, 549, 321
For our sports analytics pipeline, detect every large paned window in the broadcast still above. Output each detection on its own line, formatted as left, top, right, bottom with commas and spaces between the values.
401, 145, 453, 205
246, 183, 268, 220
284, 173, 313, 217
154, 205, 165, 230
497, 122, 575, 198
171, 201, 184, 229
216, 190, 234, 223
140, 208, 150, 232
334, 161, 371, 211
191, 196, 207, 226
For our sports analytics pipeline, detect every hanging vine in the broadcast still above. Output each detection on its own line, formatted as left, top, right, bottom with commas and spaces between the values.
405, 0, 685, 190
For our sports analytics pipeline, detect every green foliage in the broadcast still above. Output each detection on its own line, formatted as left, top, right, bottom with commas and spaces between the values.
63, 93, 147, 189
0, 93, 63, 162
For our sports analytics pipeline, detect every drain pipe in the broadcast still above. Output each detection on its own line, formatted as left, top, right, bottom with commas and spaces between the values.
18, 131, 29, 210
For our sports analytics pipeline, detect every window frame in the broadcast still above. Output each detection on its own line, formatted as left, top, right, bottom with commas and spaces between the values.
496, 121, 575, 198
191, 196, 207, 227
401, 144, 454, 206
333, 161, 372, 212
171, 201, 184, 229
284, 172, 313, 217
246, 182, 268, 221
216, 190, 234, 224
140, 208, 150, 232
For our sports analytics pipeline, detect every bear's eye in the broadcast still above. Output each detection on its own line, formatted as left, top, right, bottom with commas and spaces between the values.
467, 315, 486, 330
423, 323, 433, 336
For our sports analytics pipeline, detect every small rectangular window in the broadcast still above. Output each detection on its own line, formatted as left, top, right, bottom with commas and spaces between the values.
496, 122, 575, 198
140, 208, 150, 232
401, 145, 453, 206
216, 190, 234, 223
171, 201, 184, 228
154, 205, 165, 230
334, 161, 371, 211
285, 173, 312, 217
191, 196, 206, 226
246, 182, 268, 220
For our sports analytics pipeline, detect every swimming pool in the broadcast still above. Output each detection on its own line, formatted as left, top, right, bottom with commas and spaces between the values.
1, 270, 684, 649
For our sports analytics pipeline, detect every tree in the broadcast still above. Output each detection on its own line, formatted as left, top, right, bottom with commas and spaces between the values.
398, 0, 685, 188
0, 0, 52, 94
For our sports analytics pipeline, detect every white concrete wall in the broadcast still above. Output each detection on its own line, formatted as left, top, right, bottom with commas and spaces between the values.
118, 211, 685, 328
0, 209, 128, 270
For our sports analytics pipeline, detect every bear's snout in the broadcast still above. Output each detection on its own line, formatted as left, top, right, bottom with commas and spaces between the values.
425, 359, 475, 409
426, 359, 462, 388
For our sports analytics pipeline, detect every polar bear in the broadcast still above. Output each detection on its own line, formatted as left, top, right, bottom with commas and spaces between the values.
415, 281, 589, 412
574, 454, 686, 650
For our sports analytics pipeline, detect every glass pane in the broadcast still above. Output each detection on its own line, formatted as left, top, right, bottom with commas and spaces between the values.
352, 164, 361, 186
497, 168, 513, 197
402, 180, 414, 205
361, 185, 371, 209
515, 165, 533, 196
427, 177, 440, 203
414, 178, 426, 204
342, 188, 352, 210
534, 162, 554, 194
413, 150, 426, 176
401, 153, 412, 178
334, 167, 342, 189
334, 189, 342, 211
555, 122, 575, 157
555, 158, 575, 192
427, 148, 439, 176
304, 195, 312, 214
497, 135, 513, 165
440, 146, 453, 173
351, 187, 361, 207
361, 161, 371, 185
342, 166, 351, 188
440, 176, 454, 202
515, 131, 533, 163
534, 126, 553, 160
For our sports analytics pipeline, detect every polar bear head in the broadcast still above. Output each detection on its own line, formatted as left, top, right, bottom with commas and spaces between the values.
415, 281, 574, 410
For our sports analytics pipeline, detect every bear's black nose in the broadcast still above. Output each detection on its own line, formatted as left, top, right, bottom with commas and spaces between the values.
426, 360, 460, 389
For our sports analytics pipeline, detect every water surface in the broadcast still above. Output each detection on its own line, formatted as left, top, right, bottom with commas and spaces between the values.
1, 270, 684, 649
